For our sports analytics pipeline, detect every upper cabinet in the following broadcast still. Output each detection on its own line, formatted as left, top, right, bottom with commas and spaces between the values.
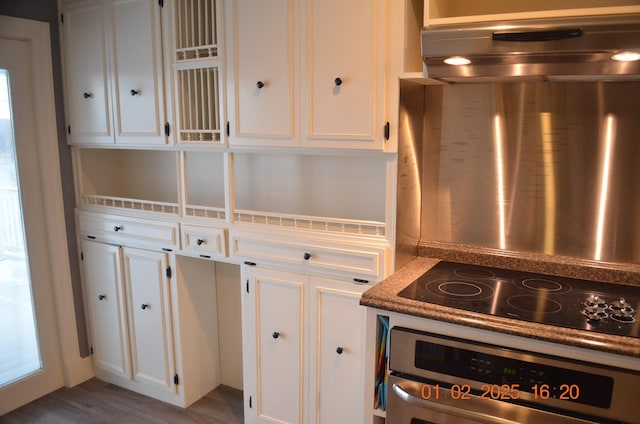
303, 0, 387, 149
62, 0, 170, 146
424, 0, 640, 25
225, 0, 390, 150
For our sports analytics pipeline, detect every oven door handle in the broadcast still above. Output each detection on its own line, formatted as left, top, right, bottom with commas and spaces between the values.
392, 382, 518, 424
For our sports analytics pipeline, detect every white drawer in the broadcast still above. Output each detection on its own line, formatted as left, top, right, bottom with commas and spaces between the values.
180, 224, 227, 260
230, 231, 387, 280
77, 211, 179, 251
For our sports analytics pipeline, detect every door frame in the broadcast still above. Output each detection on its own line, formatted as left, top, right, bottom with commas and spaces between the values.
0, 14, 90, 404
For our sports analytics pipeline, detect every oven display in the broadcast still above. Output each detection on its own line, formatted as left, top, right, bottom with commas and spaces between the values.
415, 341, 614, 409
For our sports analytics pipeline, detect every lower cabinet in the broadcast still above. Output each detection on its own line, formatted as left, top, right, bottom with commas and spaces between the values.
80, 239, 219, 406
241, 265, 367, 424
82, 240, 176, 393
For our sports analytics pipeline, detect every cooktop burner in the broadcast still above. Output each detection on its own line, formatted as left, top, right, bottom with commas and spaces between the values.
397, 261, 640, 338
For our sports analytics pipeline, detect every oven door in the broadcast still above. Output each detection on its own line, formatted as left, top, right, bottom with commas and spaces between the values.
387, 375, 601, 424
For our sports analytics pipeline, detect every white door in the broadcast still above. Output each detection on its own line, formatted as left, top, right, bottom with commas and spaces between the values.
0, 26, 65, 413
123, 247, 176, 393
81, 240, 131, 379
62, 0, 114, 144
309, 277, 367, 424
244, 267, 306, 423
110, 0, 167, 145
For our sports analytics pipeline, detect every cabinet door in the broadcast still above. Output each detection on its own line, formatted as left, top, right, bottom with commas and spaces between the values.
304, 0, 386, 148
122, 247, 176, 393
243, 267, 306, 423
110, 0, 167, 145
81, 240, 130, 378
226, 0, 298, 146
62, 0, 114, 144
308, 277, 367, 424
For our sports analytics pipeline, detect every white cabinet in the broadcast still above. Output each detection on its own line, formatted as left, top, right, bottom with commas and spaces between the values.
303, 0, 387, 148
241, 266, 367, 424
242, 267, 306, 423
308, 276, 367, 424
225, 0, 298, 147
81, 240, 175, 395
423, 0, 640, 25
62, 0, 113, 145
122, 246, 176, 393
81, 240, 130, 379
62, 0, 169, 145
225, 0, 389, 149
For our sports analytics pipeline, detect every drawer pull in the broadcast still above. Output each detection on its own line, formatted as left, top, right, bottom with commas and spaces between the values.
334, 77, 343, 86
83, 92, 93, 99
303, 252, 311, 260
196, 238, 205, 246
336, 347, 344, 355
130, 89, 140, 96
98, 294, 106, 301
353, 278, 369, 284
141, 303, 150, 310
272, 331, 280, 339
256, 81, 264, 89
113, 225, 122, 232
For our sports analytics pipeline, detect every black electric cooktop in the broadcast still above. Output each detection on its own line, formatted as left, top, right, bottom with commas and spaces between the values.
397, 261, 640, 338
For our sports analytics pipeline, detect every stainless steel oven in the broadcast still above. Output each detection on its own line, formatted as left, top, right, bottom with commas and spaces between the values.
387, 327, 640, 424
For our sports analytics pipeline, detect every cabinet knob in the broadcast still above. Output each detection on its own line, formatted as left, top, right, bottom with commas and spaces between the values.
83, 92, 93, 99
272, 331, 280, 339
113, 225, 122, 232
303, 252, 311, 260
98, 294, 106, 301
196, 238, 205, 246
256, 81, 264, 89
336, 347, 344, 355
334, 77, 343, 86
141, 303, 149, 310
130, 89, 140, 96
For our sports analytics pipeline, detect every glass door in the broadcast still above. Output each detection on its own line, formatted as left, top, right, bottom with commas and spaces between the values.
0, 31, 64, 414
0, 69, 41, 386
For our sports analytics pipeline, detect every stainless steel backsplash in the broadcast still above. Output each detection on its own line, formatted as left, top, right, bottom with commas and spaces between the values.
397, 79, 640, 267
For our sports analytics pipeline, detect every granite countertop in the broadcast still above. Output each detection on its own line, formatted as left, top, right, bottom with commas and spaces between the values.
360, 256, 640, 358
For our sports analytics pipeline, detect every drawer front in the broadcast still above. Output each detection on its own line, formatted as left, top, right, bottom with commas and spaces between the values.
180, 225, 227, 259
77, 212, 179, 250
230, 231, 386, 279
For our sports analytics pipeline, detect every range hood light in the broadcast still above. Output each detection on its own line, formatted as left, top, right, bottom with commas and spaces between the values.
444, 56, 471, 66
611, 51, 640, 62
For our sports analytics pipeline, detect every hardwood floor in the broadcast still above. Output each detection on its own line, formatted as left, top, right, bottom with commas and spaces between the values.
0, 378, 244, 423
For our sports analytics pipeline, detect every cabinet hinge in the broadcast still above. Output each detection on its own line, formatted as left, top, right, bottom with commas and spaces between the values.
90, 346, 93, 355
80, 252, 84, 261
249, 395, 252, 408
384, 122, 390, 140
164, 122, 170, 137
166, 266, 172, 279
246, 280, 249, 293
174, 374, 179, 385
67, 125, 71, 134
226, 121, 230, 137
60, 14, 64, 23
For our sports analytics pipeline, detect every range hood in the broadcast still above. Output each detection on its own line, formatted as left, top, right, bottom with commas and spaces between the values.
421, 14, 640, 82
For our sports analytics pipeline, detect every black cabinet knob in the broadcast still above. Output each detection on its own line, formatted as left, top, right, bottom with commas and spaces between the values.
256, 81, 264, 89
272, 331, 280, 339
98, 294, 106, 300
113, 225, 122, 232
83, 92, 93, 99
130, 89, 140, 96
196, 238, 205, 246
334, 77, 343, 86
141, 303, 149, 310
303, 252, 311, 260
336, 347, 344, 354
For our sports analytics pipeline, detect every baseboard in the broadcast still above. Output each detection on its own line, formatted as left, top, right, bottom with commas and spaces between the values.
64, 356, 94, 387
